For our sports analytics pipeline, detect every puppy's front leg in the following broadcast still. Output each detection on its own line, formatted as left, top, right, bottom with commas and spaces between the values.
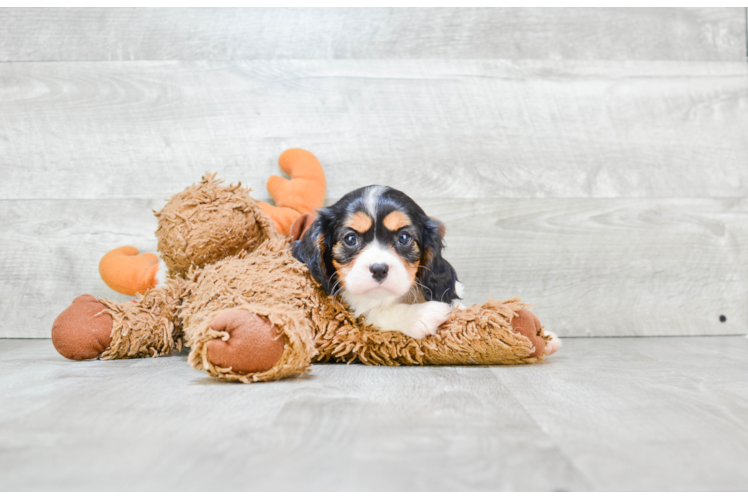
408, 301, 454, 339
366, 301, 453, 340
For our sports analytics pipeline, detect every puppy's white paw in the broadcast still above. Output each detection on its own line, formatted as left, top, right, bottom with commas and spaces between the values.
544, 331, 562, 355
405, 301, 453, 340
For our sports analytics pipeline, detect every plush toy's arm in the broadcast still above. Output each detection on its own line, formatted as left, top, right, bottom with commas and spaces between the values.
260, 148, 326, 235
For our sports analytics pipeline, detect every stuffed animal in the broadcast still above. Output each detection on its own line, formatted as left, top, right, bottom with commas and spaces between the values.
51, 149, 560, 383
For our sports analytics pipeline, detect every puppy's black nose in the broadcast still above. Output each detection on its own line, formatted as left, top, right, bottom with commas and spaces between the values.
369, 263, 389, 282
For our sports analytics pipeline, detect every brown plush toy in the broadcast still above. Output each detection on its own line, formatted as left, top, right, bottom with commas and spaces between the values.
51, 149, 559, 383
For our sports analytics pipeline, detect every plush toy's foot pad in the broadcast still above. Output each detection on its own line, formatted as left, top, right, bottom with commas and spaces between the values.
510, 309, 547, 358
52, 294, 113, 360
207, 310, 285, 373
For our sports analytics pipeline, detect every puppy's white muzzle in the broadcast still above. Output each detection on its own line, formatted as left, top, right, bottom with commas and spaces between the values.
341, 242, 413, 299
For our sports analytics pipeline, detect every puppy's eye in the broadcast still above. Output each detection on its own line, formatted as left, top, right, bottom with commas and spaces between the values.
343, 233, 358, 247
398, 232, 413, 245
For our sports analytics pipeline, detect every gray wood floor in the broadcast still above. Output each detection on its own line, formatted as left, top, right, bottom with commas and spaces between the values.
1, 337, 747, 491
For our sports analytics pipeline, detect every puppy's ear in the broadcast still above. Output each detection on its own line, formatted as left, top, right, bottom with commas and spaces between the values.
431, 218, 446, 238
419, 217, 460, 303
289, 212, 317, 242
291, 212, 333, 294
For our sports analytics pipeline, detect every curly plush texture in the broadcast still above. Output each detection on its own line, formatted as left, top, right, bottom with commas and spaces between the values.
188, 303, 315, 383
98, 283, 185, 360
173, 232, 550, 373
312, 297, 548, 366
155, 173, 277, 278
52, 150, 555, 383
178, 238, 319, 382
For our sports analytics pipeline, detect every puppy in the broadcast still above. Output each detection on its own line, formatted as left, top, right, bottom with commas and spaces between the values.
292, 185, 462, 339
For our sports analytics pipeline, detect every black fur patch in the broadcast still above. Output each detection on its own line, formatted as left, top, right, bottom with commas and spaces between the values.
292, 185, 460, 303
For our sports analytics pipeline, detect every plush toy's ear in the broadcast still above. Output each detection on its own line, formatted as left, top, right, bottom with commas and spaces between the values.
419, 218, 460, 303
291, 211, 333, 294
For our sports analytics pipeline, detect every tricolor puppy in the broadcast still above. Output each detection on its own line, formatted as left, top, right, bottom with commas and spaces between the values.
292, 186, 462, 339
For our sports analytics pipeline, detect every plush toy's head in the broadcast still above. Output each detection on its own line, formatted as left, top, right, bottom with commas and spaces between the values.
291, 185, 460, 306
155, 173, 277, 277
98, 150, 326, 297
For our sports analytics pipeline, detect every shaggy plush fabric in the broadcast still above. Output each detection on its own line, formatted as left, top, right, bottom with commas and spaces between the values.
155, 173, 277, 278
52, 167, 554, 382
98, 283, 184, 360
312, 297, 549, 366
180, 238, 318, 383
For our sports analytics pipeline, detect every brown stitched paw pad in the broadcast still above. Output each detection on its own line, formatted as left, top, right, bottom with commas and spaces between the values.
52, 294, 113, 360
510, 309, 546, 358
207, 310, 285, 373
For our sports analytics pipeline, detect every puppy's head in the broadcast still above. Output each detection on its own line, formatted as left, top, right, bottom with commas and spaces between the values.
292, 185, 459, 305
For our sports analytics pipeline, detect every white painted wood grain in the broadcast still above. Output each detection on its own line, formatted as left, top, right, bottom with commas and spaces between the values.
425, 198, 748, 338
2, 197, 745, 339
1, 337, 747, 490
0, 199, 160, 338
0, 60, 746, 201
0, 8, 743, 62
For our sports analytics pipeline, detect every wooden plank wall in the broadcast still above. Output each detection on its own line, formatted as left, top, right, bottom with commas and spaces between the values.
0, 8, 744, 61
1, 8, 746, 338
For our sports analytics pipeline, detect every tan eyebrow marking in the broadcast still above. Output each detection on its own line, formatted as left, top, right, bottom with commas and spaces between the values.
345, 211, 373, 233
383, 211, 412, 232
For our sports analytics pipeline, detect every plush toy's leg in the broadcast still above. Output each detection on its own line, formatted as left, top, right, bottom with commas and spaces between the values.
205, 310, 285, 373
51, 286, 183, 361
187, 304, 316, 383
319, 298, 558, 366
510, 308, 560, 358
52, 295, 115, 360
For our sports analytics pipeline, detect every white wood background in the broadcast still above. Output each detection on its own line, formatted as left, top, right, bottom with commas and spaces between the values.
2, 60, 748, 201
1, 8, 744, 61
1, 8, 747, 338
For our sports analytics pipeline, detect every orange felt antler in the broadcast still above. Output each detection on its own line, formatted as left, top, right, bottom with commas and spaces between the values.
257, 148, 327, 235
99, 149, 326, 296
99, 246, 160, 296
